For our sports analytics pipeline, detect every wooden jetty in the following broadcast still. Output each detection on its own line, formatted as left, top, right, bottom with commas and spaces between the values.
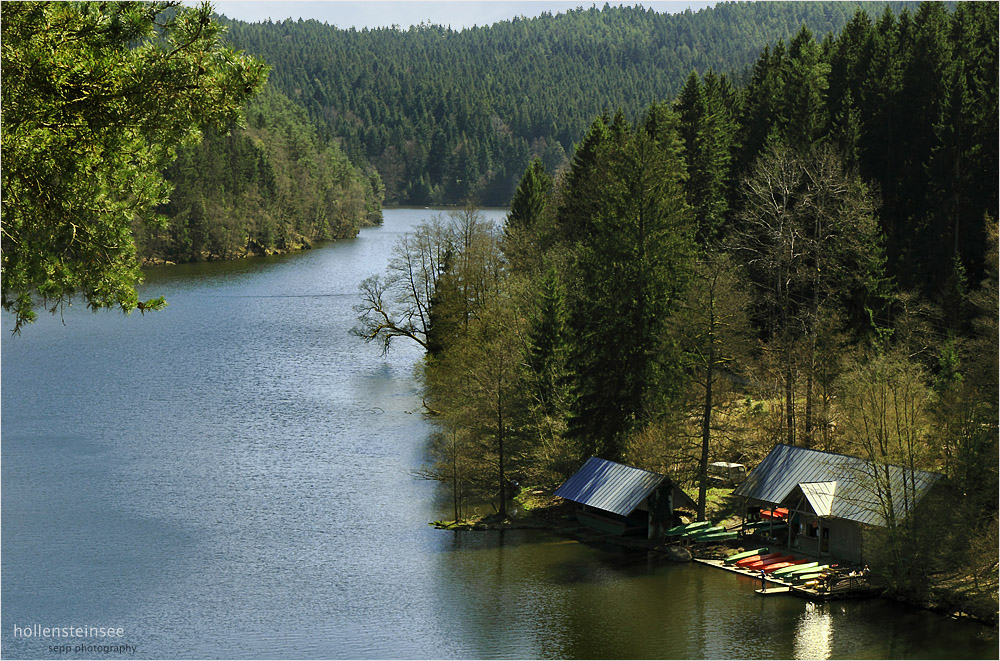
694, 558, 879, 601
755, 587, 791, 595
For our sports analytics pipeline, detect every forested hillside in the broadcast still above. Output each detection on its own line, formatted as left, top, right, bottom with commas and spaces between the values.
222, 1, 907, 205
354, 1, 998, 618
137, 86, 384, 263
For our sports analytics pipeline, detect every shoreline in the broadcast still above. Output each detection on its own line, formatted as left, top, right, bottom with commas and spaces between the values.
433, 499, 999, 628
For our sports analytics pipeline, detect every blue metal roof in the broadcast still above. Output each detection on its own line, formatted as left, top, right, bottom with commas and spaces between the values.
554, 457, 666, 516
732, 444, 942, 527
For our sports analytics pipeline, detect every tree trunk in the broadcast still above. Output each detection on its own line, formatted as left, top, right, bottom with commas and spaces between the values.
698, 348, 714, 521
804, 360, 814, 447
785, 360, 796, 446
452, 433, 460, 523
498, 389, 507, 518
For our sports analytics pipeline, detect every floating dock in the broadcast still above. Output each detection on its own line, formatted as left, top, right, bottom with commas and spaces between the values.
755, 587, 791, 595
694, 558, 879, 601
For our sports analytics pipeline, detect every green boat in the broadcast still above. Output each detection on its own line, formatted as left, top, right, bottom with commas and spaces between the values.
794, 571, 828, 583
724, 547, 768, 564
741, 520, 780, 529
772, 561, 819, 576
683, 525, 723, 537
694, 531, 738, 541
665, 520, 712, 536
781, 562, 826, 577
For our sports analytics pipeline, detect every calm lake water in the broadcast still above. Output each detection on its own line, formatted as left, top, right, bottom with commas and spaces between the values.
2, 208, 996, 660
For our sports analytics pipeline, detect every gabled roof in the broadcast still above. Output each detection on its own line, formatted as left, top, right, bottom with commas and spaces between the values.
554, 457, 696, 516
797, 481, 837, 517
733, 444, 942, 527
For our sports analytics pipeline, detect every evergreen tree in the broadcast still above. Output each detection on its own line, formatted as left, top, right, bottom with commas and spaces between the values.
564, 108, 695, 460
506, 159, 553, 237
676, 70, 733, 246
1, 1, 267, 331
781, 26, 831, 151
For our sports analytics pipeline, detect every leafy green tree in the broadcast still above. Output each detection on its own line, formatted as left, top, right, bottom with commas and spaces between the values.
735, 41, 787, 177
838, 349, 934, 597
1, 1, 267, 332
503, 158, 555, 275
555, 112, 612, 247
441, 287, 527, 518
521, 262, 577, 483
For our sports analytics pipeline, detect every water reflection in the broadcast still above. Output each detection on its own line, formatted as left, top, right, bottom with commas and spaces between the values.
793, 601, 833, 660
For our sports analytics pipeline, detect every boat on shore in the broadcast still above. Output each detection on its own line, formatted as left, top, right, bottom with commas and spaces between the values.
745, 555, 795, 570
736, 551, 783, 567
773, 561, 819, 576
724, 547, 768, 563
665, 520, 712, 536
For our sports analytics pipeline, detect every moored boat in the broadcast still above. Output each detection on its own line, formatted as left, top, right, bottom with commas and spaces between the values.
795, 572, 828, 583
736, 551, 783, 567
759, 507, 788, 520
745, 555, 795, 570
763, 559, 807, 573
772, 561, 818, 576
724, 547, 768, 564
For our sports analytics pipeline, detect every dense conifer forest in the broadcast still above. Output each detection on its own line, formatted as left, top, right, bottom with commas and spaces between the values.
220, 1, 907, 206
137, 87, 384, 263
354, 1, 998, 619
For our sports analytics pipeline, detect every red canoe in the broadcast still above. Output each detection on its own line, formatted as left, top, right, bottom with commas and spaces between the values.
745, 555, 795, 570
736, 552, 783, 567
763, 559, 808, 573
760, 507, 789, 520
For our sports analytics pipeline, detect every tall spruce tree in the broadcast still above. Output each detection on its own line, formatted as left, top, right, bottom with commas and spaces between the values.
676, 70, 733, 246
782, 26, 831, 151
564, 108, 695, 460
506, 159, 553, 236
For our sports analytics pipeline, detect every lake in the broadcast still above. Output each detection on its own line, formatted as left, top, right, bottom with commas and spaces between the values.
2, 208, 996, 659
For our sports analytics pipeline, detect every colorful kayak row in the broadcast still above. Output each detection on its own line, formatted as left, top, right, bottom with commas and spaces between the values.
732, 552, 813, 572
724, 547, 839, 587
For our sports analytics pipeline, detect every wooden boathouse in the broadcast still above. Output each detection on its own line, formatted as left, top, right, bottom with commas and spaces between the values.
554, 457, 696, 539
732, 444, 943, 564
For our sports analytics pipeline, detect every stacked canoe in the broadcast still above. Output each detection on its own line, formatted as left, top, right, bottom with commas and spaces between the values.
665, 521, 712, 536
733, 552, 816, 574
665, 520, 737, 542
725, 547, 769, 564
723, 545, 841, 589
759, 507, 788, 520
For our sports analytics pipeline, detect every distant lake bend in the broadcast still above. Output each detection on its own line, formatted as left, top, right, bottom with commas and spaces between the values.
2, 208, 996, 660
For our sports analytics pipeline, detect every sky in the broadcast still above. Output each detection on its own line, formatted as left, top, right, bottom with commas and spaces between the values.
206, 1, 717, 30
